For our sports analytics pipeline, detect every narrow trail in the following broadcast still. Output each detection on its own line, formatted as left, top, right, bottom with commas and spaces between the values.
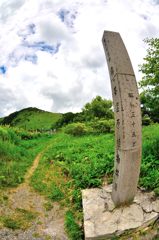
0, 149, 68, 240
24, 152, 43, 185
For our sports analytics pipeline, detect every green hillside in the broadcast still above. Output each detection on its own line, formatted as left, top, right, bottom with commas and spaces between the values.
0, 107, 61, 131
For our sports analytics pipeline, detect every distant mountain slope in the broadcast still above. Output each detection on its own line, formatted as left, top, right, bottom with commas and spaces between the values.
0, 107, 62, 130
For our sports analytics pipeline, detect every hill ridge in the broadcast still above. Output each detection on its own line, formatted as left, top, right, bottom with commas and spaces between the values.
0, 107, 61, 130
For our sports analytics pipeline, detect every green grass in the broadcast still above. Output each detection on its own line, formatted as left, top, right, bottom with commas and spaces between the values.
65, 211, 83, 240
0, 126, 54, 188
1, 107, 61, 131
140, 124, 159, 193
31, 132, 114, 199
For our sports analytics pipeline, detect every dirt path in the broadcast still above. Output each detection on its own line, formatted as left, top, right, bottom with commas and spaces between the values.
24, 152, 42, 185
0, 150, 68, 240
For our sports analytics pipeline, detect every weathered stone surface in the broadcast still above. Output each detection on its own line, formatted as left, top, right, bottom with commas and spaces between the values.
82, 185, 159, 240
143, 211, 158, 229
141, 200, 153, 213
152, 200, 159, 213
134, 189, 154, 205
83, 221, 95, 240
102, 31, 142, 206
95, 210, 121, 237
118, 204, 144, 231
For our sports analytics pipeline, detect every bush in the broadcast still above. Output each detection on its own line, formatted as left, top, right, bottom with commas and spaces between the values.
64, 123, 90, 136
64, 120, 115, 136
0, 126, 20, 144
89, 119, 114, 134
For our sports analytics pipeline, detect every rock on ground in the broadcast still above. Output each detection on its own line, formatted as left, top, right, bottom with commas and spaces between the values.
82, 185, 159, 240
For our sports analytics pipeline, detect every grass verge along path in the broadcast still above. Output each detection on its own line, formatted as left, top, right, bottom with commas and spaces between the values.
0, 143, 68, 240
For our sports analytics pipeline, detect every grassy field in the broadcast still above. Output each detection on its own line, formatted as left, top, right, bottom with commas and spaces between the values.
0, 107, 61, 131
0, 123, 159, 239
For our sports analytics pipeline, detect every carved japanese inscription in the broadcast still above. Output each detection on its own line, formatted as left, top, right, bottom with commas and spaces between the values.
102, 31, 142, 206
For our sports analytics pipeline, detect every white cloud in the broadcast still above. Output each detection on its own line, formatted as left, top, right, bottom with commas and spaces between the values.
0, 0, 159, 116
0, 0, 24, 22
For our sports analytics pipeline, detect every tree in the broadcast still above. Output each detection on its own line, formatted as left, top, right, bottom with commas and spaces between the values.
82, 96, 113, 120
54, 96, 114, 129
139, 38, 159, 122
54, 112, 75, 128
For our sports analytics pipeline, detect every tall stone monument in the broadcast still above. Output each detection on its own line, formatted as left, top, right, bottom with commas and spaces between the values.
102, 31, 142, 206
82, 31, 159, 239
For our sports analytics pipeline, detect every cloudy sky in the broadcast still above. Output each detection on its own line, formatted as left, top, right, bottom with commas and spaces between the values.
0, 0, 159, 117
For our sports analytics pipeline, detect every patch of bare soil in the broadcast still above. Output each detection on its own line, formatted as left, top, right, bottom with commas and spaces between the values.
0, 151, 68, 240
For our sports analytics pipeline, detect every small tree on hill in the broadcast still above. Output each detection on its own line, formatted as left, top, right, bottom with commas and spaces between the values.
82, 96, 113, 120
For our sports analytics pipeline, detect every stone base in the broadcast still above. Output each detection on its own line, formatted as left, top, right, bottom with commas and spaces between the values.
82, 185, 159, 240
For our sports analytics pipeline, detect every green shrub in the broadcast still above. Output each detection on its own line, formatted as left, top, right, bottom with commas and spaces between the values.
0, 126, 20, 144
14, 128, 39, 140
0, 127, 10, 141
89, 119, 114, 134
64, 123, 90, 136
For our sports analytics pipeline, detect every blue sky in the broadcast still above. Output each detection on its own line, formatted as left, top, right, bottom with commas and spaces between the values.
0, 66, 7, 74
0, 0, 159, 117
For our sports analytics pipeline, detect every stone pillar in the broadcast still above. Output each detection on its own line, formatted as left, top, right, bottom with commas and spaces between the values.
102, 31, 142, 206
